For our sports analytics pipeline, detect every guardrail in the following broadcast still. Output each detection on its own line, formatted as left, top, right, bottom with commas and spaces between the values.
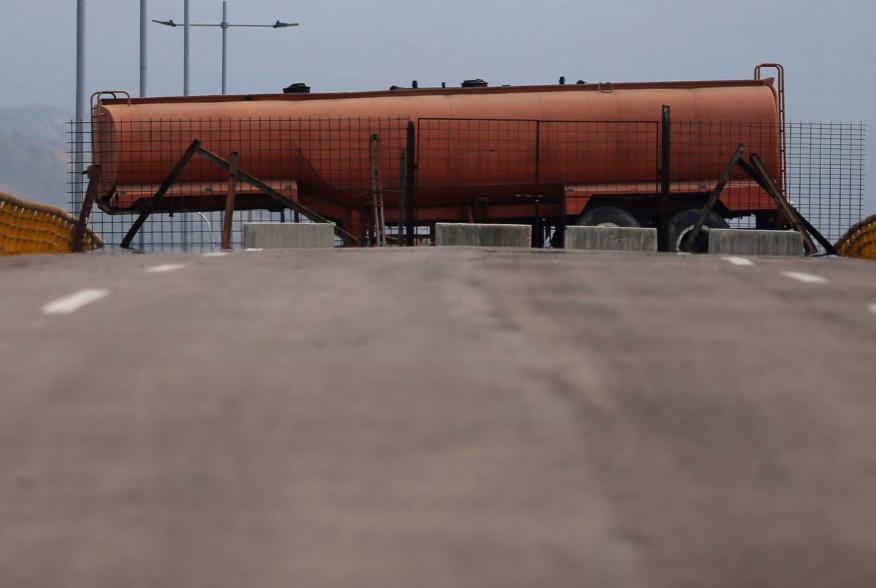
836, 214, 876, 260
0, 191, 103, 255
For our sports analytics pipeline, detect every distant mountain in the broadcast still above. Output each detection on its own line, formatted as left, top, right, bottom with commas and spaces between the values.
0, 107, 71, 209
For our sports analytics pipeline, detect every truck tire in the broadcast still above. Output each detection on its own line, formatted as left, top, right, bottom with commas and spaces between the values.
577, 206, 640, 228
668, 209, 729, 252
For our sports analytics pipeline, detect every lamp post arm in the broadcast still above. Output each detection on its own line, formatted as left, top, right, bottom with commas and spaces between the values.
150, 6, 300, 97
228, 23, 300, 27
154, 21, 299, 28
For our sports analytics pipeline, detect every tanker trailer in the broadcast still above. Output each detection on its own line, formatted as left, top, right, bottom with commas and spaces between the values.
90, 64, 785, 249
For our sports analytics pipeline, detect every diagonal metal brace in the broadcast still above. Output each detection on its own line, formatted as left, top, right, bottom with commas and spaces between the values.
121, 140, 201, 249
192, 143, 358, 245
740, 159, 832, 254
72, 164, 102, 252
746, 154, 820, 255
797, 216, 837, 255
682, 144, 745, 253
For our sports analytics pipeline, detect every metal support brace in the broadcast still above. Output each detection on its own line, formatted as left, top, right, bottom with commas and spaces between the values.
797, 216, 837, 254
119, 139, 357, 249
72, 164, 102, 252
682, 145, 831, 256
222, 151, 240, 250
404, 122, 417, 246
682, 144, 746, 253
121, 140, 201, 249
658, 105, 672, 251
398, 148, 407, 244
192, 143, 358, 245
747, 154, 820, 255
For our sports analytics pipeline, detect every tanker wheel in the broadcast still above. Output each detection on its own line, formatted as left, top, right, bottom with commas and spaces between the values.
667, 209, 729, 253
577, 206, 640, 228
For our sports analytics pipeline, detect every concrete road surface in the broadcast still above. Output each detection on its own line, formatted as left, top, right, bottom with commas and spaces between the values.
1, 248, 875, 588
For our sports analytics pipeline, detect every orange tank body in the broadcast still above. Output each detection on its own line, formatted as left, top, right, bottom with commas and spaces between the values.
92, 78, 782, 231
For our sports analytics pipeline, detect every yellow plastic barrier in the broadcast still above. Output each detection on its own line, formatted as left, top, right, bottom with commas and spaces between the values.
0, 191, 103, 255
836, 214, 876, 261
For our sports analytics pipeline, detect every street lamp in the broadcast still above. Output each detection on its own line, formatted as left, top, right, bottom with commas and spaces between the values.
184, 0, 190, 96
140, 0, 147, 97
154, 1, 299, 95
74, 0, 86, 214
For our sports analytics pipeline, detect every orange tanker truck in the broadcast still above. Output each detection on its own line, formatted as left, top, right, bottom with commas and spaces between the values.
89, 64, 787, 249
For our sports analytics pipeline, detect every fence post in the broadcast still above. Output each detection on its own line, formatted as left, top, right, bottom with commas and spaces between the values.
399, 147, 407, 244
369, 133, 386, 247
550, 121, 567, 249
658, 105, 672, 251
222, 151, 239, 250
405, 121, 417, 246
534, 120, 542, 248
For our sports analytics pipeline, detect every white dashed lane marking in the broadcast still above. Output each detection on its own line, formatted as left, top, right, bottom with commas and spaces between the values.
42, 289, 110, 315
870, 304, 876, 316
723, 256, 754, 267
146, 264, 186, 273
246, 248, 264, 252
782, 271, 827, 285
203, 251, 229, 257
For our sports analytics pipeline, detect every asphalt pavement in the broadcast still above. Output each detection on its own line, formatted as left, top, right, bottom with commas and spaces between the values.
1, 247, 875, 587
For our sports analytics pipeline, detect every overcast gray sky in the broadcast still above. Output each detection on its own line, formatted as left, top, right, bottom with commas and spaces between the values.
1, 0, 874, 209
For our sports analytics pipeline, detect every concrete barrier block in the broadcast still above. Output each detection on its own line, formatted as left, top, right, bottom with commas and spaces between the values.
565, 226, 658, 252
242, 222, 336, 249
707, 229, 804, 256
435, 223, 532, 248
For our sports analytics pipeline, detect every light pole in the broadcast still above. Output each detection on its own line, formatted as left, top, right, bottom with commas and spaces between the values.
154, 1, 298, 95
184, 0, 190, 96
221, 1, 228, 94
140, 0, 147, 97
139, 0, 148, 249
74, 0, 86, 214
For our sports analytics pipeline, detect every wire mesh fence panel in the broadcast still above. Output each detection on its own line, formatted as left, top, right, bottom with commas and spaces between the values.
70, 116, 864, 249
539, 121, 660, 185
540, 121, 660, 215
417, 118, 538, 188
787, 122, 865, 243
669, 121, 865, 239
69, 117, 409, 250
670, 121, 781, 225
417, 118, 662, 227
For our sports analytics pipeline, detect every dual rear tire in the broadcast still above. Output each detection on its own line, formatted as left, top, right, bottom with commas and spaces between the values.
574, 206, 729, 252
576, 206, 640, 229
666, 209, 729, 253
